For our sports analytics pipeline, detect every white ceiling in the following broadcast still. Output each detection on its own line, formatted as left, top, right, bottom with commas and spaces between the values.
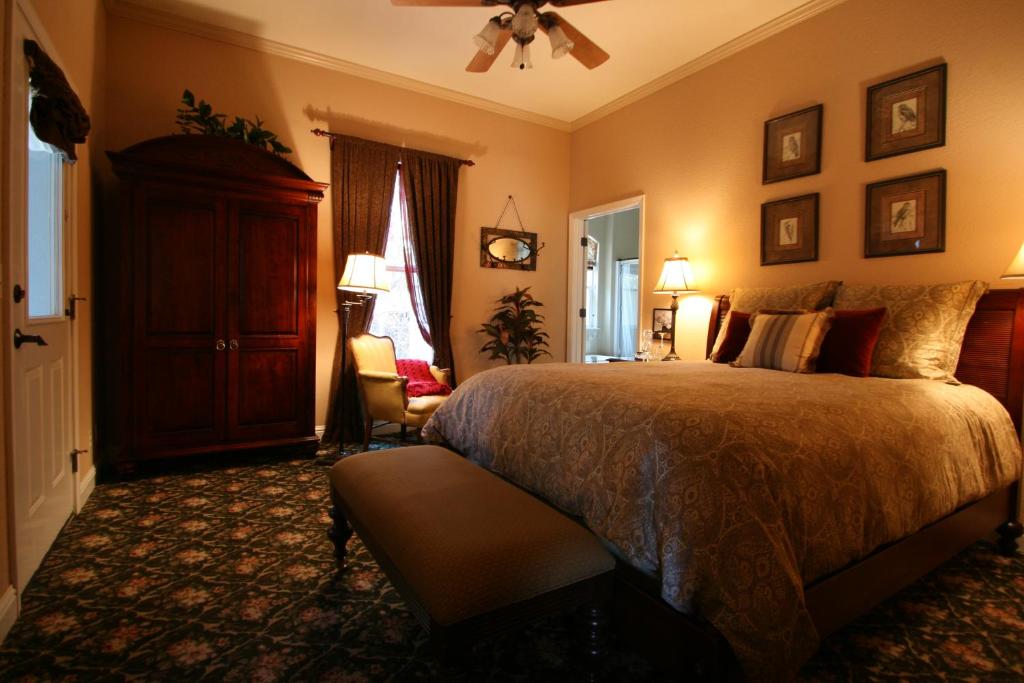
113, 0, 832, 126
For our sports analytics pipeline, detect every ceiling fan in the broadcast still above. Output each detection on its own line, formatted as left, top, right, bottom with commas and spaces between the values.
391, 0, 610, 72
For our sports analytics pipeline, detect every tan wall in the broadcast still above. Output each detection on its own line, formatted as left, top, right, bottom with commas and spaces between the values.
570, 0, 1024, 361
103, 15, 571, 426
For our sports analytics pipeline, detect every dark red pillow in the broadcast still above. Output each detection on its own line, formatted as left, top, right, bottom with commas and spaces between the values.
710, 311, 752, 363
816, 308, 887, 377
395, 359, 452, 397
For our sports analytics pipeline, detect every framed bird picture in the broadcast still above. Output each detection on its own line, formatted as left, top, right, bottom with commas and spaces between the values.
864, 170, 946, 258
760, 193, 819, 265
866, 64, 947, 161
762, 104, 823, 184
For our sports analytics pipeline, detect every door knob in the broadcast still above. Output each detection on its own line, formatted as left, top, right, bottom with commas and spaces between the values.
14, 329, 48, 349
229, 339, 239, 350
216, 339, 226, 351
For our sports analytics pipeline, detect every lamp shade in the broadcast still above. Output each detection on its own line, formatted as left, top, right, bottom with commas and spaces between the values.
1002, 241, 1024, 279
548, 23, 574, 59
338, 253, 389, 294
653, 255, 698, 294
473, 17, 502, 55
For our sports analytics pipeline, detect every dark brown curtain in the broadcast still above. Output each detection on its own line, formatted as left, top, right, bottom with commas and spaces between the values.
321, 136, 401, 446
23, 40, 90, 162
399, 150, 461, 382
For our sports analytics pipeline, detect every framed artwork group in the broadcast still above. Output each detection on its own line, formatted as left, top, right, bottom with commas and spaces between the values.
759, 62, 948, 265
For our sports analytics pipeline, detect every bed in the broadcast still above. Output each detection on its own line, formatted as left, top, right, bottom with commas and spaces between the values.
423, 289, 1024, 681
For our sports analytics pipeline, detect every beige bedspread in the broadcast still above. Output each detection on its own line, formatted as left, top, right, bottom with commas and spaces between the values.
422, 361, 1022, 680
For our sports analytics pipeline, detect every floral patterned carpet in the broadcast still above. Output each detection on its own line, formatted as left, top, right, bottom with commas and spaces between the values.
0, 443, 1021, 682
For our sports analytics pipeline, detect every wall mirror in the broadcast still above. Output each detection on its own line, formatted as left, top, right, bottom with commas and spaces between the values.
480, 227, 541, 271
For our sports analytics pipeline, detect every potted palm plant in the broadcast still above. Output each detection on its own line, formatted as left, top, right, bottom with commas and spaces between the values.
479, 287, 551, 364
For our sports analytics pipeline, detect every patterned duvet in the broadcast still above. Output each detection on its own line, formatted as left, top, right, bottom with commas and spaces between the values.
423, 361, 1022, 680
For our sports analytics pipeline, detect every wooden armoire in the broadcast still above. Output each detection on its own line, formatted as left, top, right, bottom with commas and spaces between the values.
100, 135, 326, 471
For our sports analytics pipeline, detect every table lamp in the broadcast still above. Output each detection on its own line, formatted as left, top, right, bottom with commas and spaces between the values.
1001, 241, 1024, 279
653, 254, 699, 361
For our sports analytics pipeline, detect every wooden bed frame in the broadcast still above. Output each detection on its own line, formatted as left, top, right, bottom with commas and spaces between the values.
612, 288, 1024, 679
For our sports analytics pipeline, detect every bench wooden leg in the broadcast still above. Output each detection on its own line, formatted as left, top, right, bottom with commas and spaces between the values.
362, 416, 373, 452
576, 601, 609, 682
328, 488, 354, 571
998, 520, 1023, 556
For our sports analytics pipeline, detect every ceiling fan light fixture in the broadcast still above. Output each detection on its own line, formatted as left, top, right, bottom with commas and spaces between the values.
511, 41, 533, 70
547, 22, 574, 59
510, 3, 539, 40
473, 17, 503, 55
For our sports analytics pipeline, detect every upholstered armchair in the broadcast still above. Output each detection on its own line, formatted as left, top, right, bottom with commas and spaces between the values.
349, 333, 452, 451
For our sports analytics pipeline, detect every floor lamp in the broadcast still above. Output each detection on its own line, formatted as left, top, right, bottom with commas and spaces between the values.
337, 253, 390, 453
653, 254, 699, 361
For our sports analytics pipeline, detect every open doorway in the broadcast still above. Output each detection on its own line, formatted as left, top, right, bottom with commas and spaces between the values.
566, 196, 645, 364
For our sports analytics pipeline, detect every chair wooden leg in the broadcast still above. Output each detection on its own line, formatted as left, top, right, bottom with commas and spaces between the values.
363, 416, 372, 452
327, 488, 353, 571
400, 423, 408, 442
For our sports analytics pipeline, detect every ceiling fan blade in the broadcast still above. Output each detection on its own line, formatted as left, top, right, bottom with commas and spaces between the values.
466, 29, 512, 72
547, 0, 608, 5
547, 12, 609, 69
391, 0, 498, 6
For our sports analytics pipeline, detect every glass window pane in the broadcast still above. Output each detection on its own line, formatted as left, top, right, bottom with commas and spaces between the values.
27, 118, 64, 319
368, 173, 433, 363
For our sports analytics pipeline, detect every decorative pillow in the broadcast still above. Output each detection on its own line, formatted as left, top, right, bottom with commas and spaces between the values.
396, 359, 452, 397
816, 308, 887, 377
732, 309, 834, 373
832, 281, 988, 381
709, 311, 752, 363
728, 281, 841, 313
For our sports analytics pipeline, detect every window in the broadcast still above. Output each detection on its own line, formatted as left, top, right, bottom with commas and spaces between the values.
26, 108, 64, 319
368, 173, 433, 362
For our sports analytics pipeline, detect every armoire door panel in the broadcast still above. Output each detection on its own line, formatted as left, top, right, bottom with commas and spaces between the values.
139, 348, 224, 447
144, 201, 219, 336
234, 349, 299, 426
235, 206, 301, 336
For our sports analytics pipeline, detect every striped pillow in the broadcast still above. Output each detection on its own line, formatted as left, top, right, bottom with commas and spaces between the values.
732, 309, 834, 373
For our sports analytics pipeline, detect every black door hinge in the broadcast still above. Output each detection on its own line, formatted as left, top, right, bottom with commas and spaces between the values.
580, 237, 588, 247
70, 448, 88, 474
579, 308, 586, 318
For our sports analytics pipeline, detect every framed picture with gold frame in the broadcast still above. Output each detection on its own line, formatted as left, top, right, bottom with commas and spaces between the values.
762, 104, 823, 184
865, 170, 945, 258
761, 193, 819, 266
866, 64, 947, 161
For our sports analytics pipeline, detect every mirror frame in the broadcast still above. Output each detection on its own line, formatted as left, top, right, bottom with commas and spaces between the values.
480, 226, 540, 271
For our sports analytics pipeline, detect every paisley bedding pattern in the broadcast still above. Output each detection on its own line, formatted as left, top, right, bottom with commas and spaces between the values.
424, 361, 1022, 679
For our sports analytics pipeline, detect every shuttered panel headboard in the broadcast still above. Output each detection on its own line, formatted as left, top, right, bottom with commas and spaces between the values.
705, 289, 1024, 434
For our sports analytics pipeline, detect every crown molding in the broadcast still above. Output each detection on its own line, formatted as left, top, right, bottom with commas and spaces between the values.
568, 0, 849, 131
103, 0, 572, 132
105, 0, 847, 135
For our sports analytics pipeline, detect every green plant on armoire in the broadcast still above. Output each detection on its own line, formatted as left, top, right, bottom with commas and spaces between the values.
479, 287, 551, 364
175, 89, 292, 156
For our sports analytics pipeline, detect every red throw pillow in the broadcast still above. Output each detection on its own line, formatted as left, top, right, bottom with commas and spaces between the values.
710, 311, 752, 363
816, 308, 887, 377
395, 359, 452, 397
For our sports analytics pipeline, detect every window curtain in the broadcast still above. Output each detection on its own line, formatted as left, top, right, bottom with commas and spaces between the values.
23, 40, 90, 162
321, 136, 401, 447
398, 150, 461, 382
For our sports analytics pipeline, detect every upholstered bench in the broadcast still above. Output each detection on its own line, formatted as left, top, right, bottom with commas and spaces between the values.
328, 445, 615, 675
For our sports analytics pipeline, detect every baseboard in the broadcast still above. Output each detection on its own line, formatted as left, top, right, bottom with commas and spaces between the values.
75, 465, 96, 513
315, 425, 325, 439
0, 585, 18, 644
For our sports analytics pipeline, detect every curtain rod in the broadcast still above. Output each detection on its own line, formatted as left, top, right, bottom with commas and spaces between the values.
310, 128, 475, 166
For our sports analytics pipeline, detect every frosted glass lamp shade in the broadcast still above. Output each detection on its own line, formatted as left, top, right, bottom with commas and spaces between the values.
548, 23, 574, 59
338, 253, 389, 294
653, 256, 698, 294
473, 18, 502, 55
1002, 241, 1024, 279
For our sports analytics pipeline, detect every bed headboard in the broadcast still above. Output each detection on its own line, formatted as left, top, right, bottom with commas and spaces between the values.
706, 289, 1024, 434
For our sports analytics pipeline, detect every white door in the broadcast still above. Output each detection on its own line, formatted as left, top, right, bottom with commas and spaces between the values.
7, 6, 75, 593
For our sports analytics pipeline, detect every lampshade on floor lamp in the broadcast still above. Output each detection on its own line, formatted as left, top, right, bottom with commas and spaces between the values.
337, 253, 389, 451
653, 254, 699, 361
